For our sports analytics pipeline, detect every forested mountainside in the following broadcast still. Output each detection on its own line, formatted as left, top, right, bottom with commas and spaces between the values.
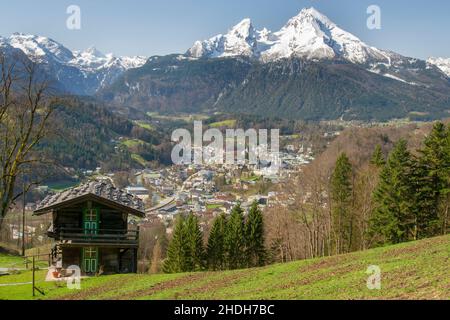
215, 58, 450, 121
98, 55, 253, 114
35, 98, 171, 178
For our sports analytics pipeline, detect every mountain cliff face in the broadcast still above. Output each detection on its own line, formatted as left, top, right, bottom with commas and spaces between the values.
100, 8, 450, 121
0, 33, 146, 95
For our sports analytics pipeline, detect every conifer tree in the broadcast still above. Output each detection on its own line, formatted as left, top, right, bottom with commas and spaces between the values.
224, 203, 245, 269
330, 152, 354, 253
445, 124, 450, 234
206, 214, 226, 271
370, 139, 416, 244
410, 160, 439, 239
184, 213, 205, 271
245, 201, 266, 267
163, 215, 188, 273
417, 122, 450, 236
370, 145, 386, 167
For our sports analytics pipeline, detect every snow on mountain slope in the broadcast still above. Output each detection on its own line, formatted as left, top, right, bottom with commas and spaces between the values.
71, 46, 146, 72
8, 33, 74, 63
1, 33, 147, 94
427, 57, 450, 77
188, 18, 259, 58
187, 7, 390, 64
261, 8, 388, 63
0, 36, 19, 56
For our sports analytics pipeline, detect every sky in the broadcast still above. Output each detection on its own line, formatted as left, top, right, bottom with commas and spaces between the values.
0, 0, 449, 59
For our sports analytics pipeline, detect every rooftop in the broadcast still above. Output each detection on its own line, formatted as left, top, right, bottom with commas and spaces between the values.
34, 180, 145, 216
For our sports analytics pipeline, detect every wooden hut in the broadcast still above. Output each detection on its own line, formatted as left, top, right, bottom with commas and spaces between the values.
34, 181, 145, 275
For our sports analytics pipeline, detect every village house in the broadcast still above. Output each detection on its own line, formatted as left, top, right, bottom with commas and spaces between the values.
125, 185, 150, 200
33, 181, 145, 275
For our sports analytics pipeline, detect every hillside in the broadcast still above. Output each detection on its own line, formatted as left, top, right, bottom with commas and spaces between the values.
216, 59, 450, 121
98, 55, 253, 114
38, 98, 133, 171
0, 235, 448, 300
34, 97, 174, 178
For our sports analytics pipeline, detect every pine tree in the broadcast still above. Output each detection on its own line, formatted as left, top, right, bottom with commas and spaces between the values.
163, 215, 188, 273
417, 122, 450, 236
206, 214, 226, 271
370, 145, 386, 167
370, 139, 416, 245
224, 203, 245, 269
445, 125, 450, 234
245, 201, 266, 267
184, 213, 205, 271
410, 160, 439, 239
330, 152, 354, 254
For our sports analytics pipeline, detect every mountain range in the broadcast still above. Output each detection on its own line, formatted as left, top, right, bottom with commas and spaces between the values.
2, 8, 450, 121
186, 8, 450, 79
0, 33, 146, 95
99, 8, 450, 121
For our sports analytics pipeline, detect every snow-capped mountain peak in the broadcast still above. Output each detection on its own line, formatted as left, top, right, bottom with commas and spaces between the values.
285, 7, 334, 28
427, 57, 450, 77
72, 47, 111, 70
117, 55, 148, 69
8, 33, 75, 63
230, 18, 254, 36
83, 46, 106, 58
187, 18, 258, 58
72, 46, 146, 70
0, 33, 147, 94
187, 7, 389, 64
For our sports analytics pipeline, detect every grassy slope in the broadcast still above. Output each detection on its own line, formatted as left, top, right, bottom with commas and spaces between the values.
0, 254, 26, 269
0, 254, 48, 270
0, 235, 448, 300
209, 119, 237, 128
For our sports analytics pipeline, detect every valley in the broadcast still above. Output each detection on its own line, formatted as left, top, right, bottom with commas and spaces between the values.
0, 4, 449, 304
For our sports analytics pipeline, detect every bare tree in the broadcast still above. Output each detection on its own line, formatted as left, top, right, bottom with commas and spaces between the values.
149, 239, 163, 274
0, 53, 61, 226
264, 166, 330, 263
264, 205, 299, 262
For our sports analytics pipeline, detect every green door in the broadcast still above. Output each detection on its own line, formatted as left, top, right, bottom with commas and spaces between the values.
83, 208, 99, 235
82, 247, 99, 273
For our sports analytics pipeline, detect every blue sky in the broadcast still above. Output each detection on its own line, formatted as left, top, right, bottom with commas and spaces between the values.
0, 0, 449, 59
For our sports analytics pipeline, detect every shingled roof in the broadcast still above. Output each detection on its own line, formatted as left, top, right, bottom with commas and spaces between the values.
34, 180, 145, 217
